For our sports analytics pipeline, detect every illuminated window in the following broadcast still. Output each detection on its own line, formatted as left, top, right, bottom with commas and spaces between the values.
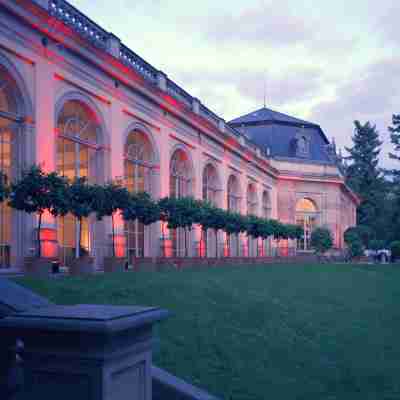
202, 164, 220, 257
227, 175, 241, 256
0, 66, 22, 268
56, 100, 101, 265
170, 149, 191, 199
202, 164, 219, 205
170, 149, 192, 257
262, 191, 271, 219
227, 175, 240, 212
295, 198, 318, 251
247, 183, 258, 216
124, 130, 155, 260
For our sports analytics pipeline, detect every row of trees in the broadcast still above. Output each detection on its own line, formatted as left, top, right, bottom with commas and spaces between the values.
342, 114, 400, 255
0, 165, 305, 259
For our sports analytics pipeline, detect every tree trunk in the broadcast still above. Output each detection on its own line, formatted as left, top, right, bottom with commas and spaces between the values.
111, 213, 115, 257
37, 212, 42, 258
237, 233, 240, 257
215, 229, 218, 258
184, 228, 188, 258
77, 217, 82, 258
256, 237, 259, 257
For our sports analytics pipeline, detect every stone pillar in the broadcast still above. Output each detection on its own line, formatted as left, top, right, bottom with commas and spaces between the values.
34, 59, 58, 258
0, 304, 168, 400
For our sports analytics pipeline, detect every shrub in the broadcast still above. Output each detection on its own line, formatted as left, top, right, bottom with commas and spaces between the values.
390, 241, 400, 259
310, 227, 333, 255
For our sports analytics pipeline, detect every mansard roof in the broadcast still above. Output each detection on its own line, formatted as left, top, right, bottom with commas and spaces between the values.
228, 107, 332, 163
229, 106, 314, 127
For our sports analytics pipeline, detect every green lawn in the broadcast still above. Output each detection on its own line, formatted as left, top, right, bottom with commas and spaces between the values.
16, 263, 400, 400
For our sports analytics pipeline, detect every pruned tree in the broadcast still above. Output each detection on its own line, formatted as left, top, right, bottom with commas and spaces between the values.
310, 227, 333, 256
9, 165, 69, 258
92, 182, 131, 257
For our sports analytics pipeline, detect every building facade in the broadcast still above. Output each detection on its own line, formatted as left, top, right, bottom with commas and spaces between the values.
0, 0, 358, 269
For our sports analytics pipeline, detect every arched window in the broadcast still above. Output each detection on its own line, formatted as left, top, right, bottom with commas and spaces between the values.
295, 198, 318, 251
247, 183, 258, 216
124, 130, 155, 260
227, 175, 240, 212
170, 149, 192, 198
56, 99, 102, 265
262, 191, 271, 219
202, 164, 220, 257
247, 183, 258, 257
0, 65, 23, 268
170, 149, 192, 257
227, 175, 240, 256
202, 163, 219, 206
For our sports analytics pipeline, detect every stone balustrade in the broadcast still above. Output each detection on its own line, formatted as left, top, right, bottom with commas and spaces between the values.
34, 0, 271, 172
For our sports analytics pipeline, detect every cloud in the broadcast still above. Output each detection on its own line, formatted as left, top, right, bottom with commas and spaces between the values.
310, 57, 400, 167
203, 3, 314, 48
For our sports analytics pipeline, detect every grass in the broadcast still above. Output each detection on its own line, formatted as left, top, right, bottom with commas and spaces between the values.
15, 263, 400, 400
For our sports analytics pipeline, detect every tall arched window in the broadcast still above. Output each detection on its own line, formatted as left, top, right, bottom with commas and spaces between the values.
0, 65, 22, 268
227, 175, 240, 212
261, 190, 271, 256
202, 163, 219, 206
247, 183, 258, 216
227, 175, 240, 256
170, 149, 192, 256
295, 198, 318, 251
202, 163, 220, 257
247, 183, 258, 257
124, 130, 155, 260
56, 99, 102, 265
170, 149, 192, 198
262, 191, 271, 219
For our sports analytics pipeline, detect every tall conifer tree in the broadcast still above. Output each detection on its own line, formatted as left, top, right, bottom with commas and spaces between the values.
345, 121, 385, 240
388, 114, 400, 240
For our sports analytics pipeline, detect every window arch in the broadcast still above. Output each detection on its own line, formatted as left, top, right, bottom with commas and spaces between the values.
170, 149, 192, 198
124, 129, 156, 260
202, 163, 219, 206
56, 99, 103, 265
296, 198, 317, 213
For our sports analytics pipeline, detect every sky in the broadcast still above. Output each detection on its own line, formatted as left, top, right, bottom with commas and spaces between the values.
70, 0, 400, 168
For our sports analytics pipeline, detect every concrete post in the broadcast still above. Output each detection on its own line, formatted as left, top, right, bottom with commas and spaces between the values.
0, 304, 168, 400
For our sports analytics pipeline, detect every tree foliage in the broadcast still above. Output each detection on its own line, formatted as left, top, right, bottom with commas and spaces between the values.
345, 121, 385, 239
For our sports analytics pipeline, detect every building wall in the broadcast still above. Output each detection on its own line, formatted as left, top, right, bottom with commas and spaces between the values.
0, 0, 357, 268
